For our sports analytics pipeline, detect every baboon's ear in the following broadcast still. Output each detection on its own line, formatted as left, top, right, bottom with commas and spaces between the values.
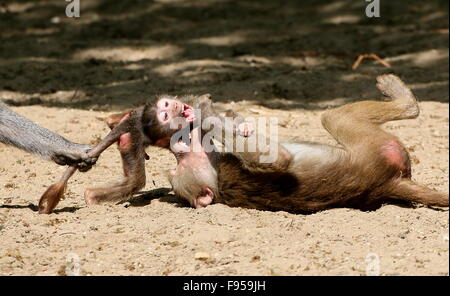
194, 187, 214, 209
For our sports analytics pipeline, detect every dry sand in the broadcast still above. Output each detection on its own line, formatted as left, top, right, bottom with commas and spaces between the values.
0, 0, 448, 275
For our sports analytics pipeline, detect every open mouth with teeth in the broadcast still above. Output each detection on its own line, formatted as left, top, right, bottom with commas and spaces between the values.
181, 104, 195, 123
174, 104, 195, 150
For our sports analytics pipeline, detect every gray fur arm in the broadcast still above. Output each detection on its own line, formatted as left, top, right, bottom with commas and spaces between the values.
0, 102, 96, 170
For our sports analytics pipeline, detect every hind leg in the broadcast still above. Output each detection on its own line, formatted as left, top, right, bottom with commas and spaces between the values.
321, 74, 448, 207
84, 132, 146, 205
321, 74, 416, 176
321, 75, 418, 145
106, 110, 132, 129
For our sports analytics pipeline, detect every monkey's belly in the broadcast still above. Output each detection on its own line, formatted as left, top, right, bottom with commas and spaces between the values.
282, 142, 343, 164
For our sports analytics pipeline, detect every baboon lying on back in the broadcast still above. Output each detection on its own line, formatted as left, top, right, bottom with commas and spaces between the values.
78, 74, 448, 213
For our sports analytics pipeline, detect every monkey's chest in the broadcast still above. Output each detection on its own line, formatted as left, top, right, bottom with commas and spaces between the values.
176, 152, 214, 173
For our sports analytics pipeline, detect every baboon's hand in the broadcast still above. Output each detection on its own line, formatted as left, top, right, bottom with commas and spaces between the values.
52, 144, 98, 172
76, 146, 98, 172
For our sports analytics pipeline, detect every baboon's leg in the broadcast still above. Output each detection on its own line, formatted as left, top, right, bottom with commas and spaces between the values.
106, 110, 132, 129
321, 74, 418, 149
320, 74, 417, 176
321, 74, 448, 207
84, 132, 146, 204
87, 108, 147, 161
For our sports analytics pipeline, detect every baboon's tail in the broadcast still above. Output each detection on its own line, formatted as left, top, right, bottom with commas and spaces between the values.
388, 179, 448, 207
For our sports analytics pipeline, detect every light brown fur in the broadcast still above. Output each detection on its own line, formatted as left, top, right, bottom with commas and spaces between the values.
81, 75, 448, 213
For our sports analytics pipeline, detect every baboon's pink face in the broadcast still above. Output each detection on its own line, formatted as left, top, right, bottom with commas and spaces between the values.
156, 98, 195, 124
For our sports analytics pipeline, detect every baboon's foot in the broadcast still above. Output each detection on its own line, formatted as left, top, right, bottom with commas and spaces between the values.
376, 74, 419, 119
84, 189, 100, 205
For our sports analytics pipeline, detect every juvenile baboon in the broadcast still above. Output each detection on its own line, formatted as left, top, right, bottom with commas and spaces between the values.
41, 94, 249, 212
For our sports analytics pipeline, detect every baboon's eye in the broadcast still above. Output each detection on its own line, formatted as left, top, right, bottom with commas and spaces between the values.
165, 101, 169, 107
164, 112, 168, 121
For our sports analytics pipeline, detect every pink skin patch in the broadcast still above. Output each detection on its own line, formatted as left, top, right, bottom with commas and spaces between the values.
381, 140, 407, 171
118, 133, 132, 151
118, 132, 149, 160
116, 113, 149, 159
116, 114, 133, 152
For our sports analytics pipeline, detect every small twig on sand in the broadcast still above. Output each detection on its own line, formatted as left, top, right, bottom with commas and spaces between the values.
59, 232, 77, 236
352, 53, 391, 70
433, 28, 449, 34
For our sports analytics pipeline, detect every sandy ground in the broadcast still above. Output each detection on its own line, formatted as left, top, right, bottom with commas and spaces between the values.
0, 0, 448, 275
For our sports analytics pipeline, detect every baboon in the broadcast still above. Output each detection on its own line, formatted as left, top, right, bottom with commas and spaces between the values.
44, 74, 449, 213
41, 94, 250, 212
